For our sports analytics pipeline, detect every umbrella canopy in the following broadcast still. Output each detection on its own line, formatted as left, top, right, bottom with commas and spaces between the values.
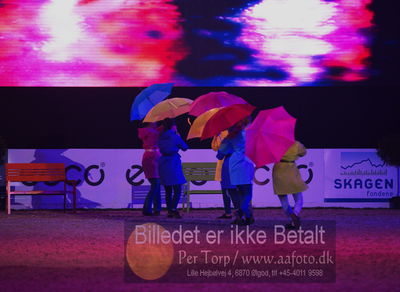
143, 98, 193, 122
130, 83, 173, 121
245, 106, 296, 167
187, 108, 222, 140
189, 91, 247, 117
201, 103, 256, 140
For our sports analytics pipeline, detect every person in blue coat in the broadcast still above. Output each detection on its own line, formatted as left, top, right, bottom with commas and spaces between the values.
212, 131, 240, 219
217, 118, 255, 225
158, 118, 188, 218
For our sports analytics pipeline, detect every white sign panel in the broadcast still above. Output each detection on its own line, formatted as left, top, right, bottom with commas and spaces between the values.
7, 148, 323, 209
324, 149, 398, 202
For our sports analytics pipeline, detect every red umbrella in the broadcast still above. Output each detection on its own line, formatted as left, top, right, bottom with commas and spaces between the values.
189, 91, 247, 117
245, 106, 296, 167
201, 103, 256, 140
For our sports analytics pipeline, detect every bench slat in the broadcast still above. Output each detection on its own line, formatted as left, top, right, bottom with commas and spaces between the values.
9, 191, 66, 195
6, 175, 65, 182
7, 169, 65, 171
6, 163, 66, 182
6, 163, 65, 170
5, 163, 77, 215
188, 190, 222, 194
182, 162, 221, 212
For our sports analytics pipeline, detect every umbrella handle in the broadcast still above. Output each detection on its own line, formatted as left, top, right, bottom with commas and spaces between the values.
187, 117, 192, 126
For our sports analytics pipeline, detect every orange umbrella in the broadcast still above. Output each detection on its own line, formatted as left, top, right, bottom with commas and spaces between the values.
187, 108, 222, 140
143, 98, 193, 122
201, 103, 256, 140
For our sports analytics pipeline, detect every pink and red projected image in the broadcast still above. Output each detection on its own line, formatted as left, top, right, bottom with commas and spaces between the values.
0, 0, 388, 86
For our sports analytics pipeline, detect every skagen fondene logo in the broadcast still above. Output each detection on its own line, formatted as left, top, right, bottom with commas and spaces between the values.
334, 152, 394, 197
22, 163, 106, 187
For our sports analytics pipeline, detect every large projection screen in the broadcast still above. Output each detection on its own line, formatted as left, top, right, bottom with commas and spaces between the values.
0, 0, 397, 86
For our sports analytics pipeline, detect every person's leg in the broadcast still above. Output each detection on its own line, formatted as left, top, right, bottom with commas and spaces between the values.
292, 192, 303, 216
171, 184, 182, 211
278, 194, 301, 229
164, 185, 173, 216
143, 178, 156, 215
152, 178, 161, 214
143, 194, 151, 214
237, 184, 253, 223
290, 192, 303, 228
218, 186, 232, 218
277, 195, 292, 217
230, 186, 243, 224
227, 187, 240, 210
172, 184, 182, 218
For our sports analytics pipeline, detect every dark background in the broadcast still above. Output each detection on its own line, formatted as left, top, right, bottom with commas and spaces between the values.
1, 1, 400, 150
1, 86, 399, 149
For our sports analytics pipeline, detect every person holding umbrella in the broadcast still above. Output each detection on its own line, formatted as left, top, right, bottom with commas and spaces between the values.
131, 83, 174, 216
217, 118, 255, 225
138, 122, 163, 216
272, 141, 308, 230
244, 106, 306, 228
211, 130, 240, 219
158, 118, 188, 219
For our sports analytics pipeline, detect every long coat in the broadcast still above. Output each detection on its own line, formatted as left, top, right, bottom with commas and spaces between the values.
138, 127, 162, 179
217, 130, 254, 186
211, 130, 228, 182
272, 141, 309, 195
158, 129, 188, 186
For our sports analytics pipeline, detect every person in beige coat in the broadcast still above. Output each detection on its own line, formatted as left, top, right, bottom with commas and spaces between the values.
272, 141, 308, 229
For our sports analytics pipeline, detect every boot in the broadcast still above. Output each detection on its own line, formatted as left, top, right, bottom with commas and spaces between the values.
290, 213, 301, 229
244, 216, 255, 225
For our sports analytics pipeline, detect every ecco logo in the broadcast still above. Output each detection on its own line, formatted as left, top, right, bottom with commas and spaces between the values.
253, 164, 314, 186
298, 164, 313, 184
126, 165, 145, 186
22, 164, 105, 187
20, 162, 314, 187
82, 165, 105, 186
124, 163, 314, 186
253, 166, 271, 186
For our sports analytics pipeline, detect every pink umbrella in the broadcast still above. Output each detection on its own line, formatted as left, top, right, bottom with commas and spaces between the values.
189, 91, 247, 117
245, 106, 296, 167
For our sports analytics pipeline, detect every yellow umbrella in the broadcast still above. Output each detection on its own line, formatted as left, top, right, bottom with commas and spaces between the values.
187, 107, 222, 140
143, 98, 193, 122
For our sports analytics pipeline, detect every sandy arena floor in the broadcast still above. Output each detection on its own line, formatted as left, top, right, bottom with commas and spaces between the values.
0, 208, 399, 292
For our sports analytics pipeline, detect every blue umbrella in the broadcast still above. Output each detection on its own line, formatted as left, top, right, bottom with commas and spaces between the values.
130, 83, 174, 121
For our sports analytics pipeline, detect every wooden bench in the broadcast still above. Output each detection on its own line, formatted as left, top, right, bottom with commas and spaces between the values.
182, 162, 222, 212
5, 163, 77, 214
128, 186, 191, 210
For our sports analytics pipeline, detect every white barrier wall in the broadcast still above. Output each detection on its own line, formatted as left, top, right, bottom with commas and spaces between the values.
6, 149, 398, 209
